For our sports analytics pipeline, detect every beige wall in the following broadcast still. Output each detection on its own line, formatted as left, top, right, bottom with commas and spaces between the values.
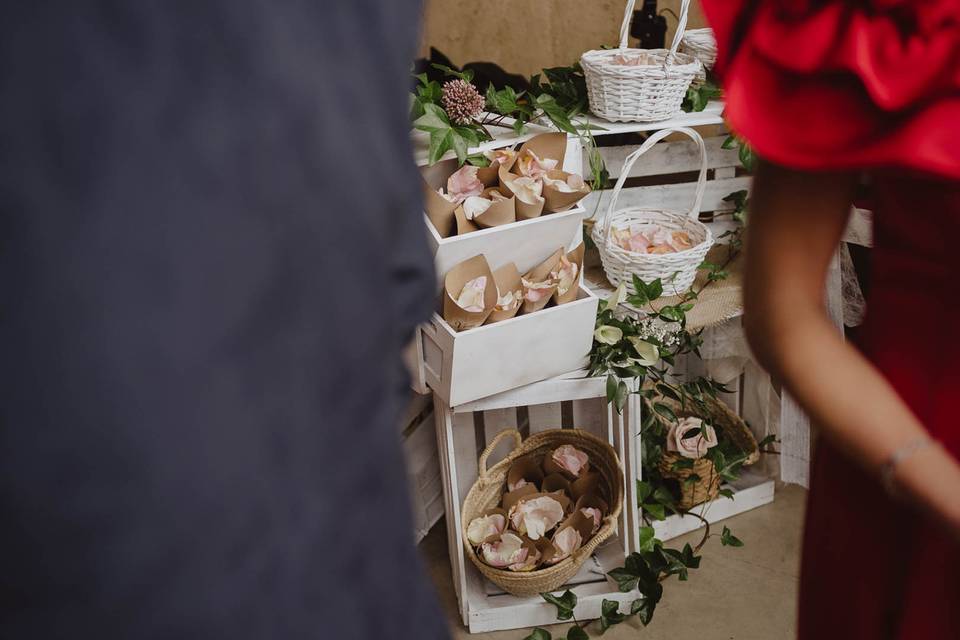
419, 1, 706, 76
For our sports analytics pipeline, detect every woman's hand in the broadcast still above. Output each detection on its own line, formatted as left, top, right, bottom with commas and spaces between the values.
743, 160, 960, 541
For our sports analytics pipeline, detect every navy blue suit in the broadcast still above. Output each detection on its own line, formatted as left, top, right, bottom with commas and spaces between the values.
0, 2, 447, 638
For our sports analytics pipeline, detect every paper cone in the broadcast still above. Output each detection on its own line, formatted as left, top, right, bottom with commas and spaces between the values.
485, 262, 523, 325
542, 169, 591, 213
498, 163, 545, 220
508, 535, 543, 572
454, 206, 480, 235
557, 509, 596, 542
421, 158, 465, 238
506, 455, 545, 492
516, 132, 568, 170
473, 188, 516, 229
552, 242, 585, 306
570, 470, 602, 502
533, 536, 560, 566
574, 493, 610, 533
541, 473, 572, 496
501, 483, 538, 513
442, 254, 497, 331
476, 149, 517, 186
520, 248, 562, 314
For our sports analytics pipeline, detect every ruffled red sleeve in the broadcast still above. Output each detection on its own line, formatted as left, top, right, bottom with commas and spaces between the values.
701, 0, 960, 180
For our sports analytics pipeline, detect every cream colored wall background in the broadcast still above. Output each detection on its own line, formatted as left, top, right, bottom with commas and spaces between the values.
419, 1, 706, 76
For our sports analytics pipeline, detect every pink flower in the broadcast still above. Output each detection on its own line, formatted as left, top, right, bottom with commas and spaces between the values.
549, 527, 583, 564
509, 545, 541, 572
666, 417, 719, 459
480, 532, 526, 568
455, 276, 487, 313
516, 149, 559, 179
551, 445, 589, 477
446, 165, 484, 203
551, 253, 580, 297
508, 495, 565, 540
466, 513, 506, 545
581, 507, 603, 534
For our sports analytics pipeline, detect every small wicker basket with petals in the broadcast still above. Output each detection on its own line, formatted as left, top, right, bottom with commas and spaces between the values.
592, 126, 713, 297
679, 28, 718, 86
581, 0, 701, 122
655, 395, 760, 510
461, 429, 624, 597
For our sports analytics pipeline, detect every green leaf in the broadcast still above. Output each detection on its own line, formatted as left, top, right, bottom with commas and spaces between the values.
607, 567, 640, 592
542, 590, 577, 621
636, 480, 653, 503
615, 380, 629, 413
739, 142, 756, 172
633, 595, 658, 626
652, 402, 677, 423
655, 383, 681, 402
647, 278, 663, 300
449, 130, 470, 164
427, 129, 453, 165
642, 502, 666, 521
637, 526, 660, 553
536, 94, 578, 135
413, 103, 451, 132
721, 525, 744, 547
431, 62, 473, 82
718, 488, 735, 500
606, 375, 618, 404
757, 434, 778, 449
566, 626, 589, 640
523, 629, 552, 640
600, 599, 626, 632
721, 134, 737, 150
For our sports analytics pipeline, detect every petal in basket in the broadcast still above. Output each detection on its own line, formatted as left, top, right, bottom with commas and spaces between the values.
460, 428, 624, 597
580, 0, 701, 122
591, 126, 714, 296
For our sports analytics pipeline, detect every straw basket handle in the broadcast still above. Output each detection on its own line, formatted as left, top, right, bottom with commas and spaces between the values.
618, 0, 691, 59
477, 429, 523, 484
599, 126, 708, 247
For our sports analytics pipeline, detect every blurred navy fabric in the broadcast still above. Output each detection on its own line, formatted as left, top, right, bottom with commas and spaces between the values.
0, 2, 448, 638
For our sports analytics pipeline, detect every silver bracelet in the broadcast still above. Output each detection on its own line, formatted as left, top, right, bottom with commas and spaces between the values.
880, 436, 936, 495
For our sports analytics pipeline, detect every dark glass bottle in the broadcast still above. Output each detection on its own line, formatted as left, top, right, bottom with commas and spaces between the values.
630, 0, 667, 49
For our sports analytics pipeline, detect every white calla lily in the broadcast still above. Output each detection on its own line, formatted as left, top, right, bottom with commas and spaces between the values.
594, 325, 623, 345
627, 337, 660, 366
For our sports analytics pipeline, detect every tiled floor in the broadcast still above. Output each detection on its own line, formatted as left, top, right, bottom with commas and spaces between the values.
421, 484, 807, 640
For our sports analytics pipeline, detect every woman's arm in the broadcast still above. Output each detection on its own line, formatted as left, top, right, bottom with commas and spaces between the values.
743, 160, 960, 539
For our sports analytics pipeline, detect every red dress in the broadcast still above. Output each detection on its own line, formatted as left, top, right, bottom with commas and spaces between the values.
701, 1, 960, 637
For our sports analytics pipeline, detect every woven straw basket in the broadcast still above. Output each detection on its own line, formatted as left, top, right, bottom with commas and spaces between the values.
656, 395, 760, 510
462, 429, 624, 597
679, 28, 717, 86
580, 0, 701, 122
592, 126, 713, 297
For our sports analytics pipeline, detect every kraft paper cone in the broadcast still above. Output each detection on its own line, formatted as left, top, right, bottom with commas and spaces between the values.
472, 188, 516, 229
552, 242, 585, 306
542, 169, 591, 213
420, 158, 462, 238
476, 149, 517, 186
570, 470, 602, 502
501, 483, 538, 513
485, 262, 523, 325
498, 163, 545, 220
575, 493, 610, 533
544, 440, 592, 479
533, 536, 560, 566
454, 206, 480, 235
520, 248, 562, 314
557, 509, 596, 542
541, 473, 572, 497
506, 455, 544, 492
442, 254, 497, 331
516, 132, 568, 171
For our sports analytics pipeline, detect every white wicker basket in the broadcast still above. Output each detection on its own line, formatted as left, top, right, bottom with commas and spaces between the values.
591, 127, 713, 296
580, 0, 701, 123
679, 28, 717, 86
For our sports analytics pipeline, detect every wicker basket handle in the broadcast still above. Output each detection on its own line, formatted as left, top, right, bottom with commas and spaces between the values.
478, 429, 523, 483
618, 0, 691, 60
599, 126, 708, 247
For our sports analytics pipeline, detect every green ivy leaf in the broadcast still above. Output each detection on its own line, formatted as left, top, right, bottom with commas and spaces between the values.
600, 599, 626, 632
431, 62, 473, 82
535, 94, 577, 135
542, 590, 577, 621
566, 626, 589, 640
413, 103, 451, 132
607, 567, 640, 592
718, 488, 735, 500
523, 629, 552, 640
633, 595, 658, 626
637, 526, 660, 553
636, 480, 653, 503
721, 134, 737, 150
642, 501, 666, 521
721, 526, 744, 547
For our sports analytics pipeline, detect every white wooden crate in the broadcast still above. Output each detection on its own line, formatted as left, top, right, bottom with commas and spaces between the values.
417, 286, 599, 407
422, 135, 585, 291
433, 371, 643, 633
401, 394, 445, 544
